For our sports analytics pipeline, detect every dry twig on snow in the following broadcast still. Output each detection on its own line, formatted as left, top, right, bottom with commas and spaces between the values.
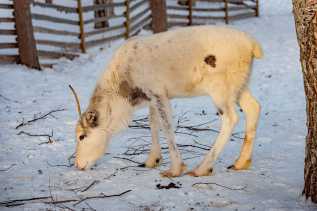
15, 108, 65, 129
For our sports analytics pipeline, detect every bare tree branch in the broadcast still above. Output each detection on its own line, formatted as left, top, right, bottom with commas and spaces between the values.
15, 108, 65, 129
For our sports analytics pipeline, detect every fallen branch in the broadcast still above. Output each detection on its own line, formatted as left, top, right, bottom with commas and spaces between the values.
0, 164, 16, 172
0, 190, 132, 208
80, 180, 99, 192
112, 156, 143, 165
0, 94, 20, 103
17, 130, 56, 145
72, 189, 132, 206
15, 108, 65, 129
46, 161, 73, 168
192, 182, 247, 191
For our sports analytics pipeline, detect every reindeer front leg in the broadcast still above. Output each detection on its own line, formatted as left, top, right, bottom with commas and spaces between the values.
152, 94, 187, 177
141, 104, 162, 168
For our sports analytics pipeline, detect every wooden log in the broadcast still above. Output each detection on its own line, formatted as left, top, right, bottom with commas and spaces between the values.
150, 0, 167, 33
13, 0, 40, 70
77, 0, 86, 53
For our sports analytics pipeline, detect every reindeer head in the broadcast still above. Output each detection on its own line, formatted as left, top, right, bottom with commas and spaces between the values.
69, 85, 110, 170
69, 84, 134, 170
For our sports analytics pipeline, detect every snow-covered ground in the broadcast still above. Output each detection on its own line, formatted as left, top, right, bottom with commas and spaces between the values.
1, 1, 317, 210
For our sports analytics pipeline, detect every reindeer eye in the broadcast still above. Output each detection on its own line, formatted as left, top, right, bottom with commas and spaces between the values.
79, 134, 86, 141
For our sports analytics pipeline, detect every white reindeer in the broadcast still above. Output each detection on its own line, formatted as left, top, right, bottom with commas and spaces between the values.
70, 26, 262, 177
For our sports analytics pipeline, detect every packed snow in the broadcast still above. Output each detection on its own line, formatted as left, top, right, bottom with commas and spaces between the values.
1, 0, 317, 210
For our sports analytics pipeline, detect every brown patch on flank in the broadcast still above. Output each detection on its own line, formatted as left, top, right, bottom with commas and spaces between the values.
204, 54, 217, 68
90, 85, 103, 107
118, 80, 150, 106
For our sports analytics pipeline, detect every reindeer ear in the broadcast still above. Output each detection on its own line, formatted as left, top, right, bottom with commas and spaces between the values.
85, 110, 99, 127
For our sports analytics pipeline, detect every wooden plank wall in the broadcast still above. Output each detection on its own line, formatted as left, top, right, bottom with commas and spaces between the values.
30, 0, 152, 68
166, 0, 258, 27
0, 1, 19, 64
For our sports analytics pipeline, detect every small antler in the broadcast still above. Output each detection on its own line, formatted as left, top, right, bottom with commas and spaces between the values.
69, 84, 82, 118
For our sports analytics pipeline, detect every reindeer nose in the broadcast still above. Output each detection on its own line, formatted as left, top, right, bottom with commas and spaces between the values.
75, 159, 87, 171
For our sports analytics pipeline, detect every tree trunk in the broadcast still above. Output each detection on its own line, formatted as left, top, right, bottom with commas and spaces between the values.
293, 0, 317, 203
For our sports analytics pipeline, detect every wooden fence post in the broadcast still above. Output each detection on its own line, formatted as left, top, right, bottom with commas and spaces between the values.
150, 0, 167, 33
224, 0, 229, 24
255, 0, 259, 17
77, 0, 86, 53
13, 0, 41, 70
188, 0, 193, 26
124, 0, 130, 39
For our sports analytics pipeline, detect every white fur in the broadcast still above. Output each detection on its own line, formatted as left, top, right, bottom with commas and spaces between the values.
75, 26, 262, 176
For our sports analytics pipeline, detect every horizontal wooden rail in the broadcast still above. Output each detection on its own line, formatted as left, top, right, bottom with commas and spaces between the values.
84, 14, 124, 25
0, 55, 19, 63
229, 5, 255, 11
33, 26, 79, 36
0, 29, 16, 35
85, 24, 125, 37
0, 17, 15, 22
32, 2, 77, 13
130, 0, 148, 12
0, 4, 13, 9
82, 2, 125, 12
36, 39, 80, 49
228, 11, 255, 20
167, 5, 225, 12
130, 13, 151, 34
130, 7, 150, 23
86, 33, 125, 48
32, 13, 79, 25
167, 14, 189, 20
38, 50, 78, 59
0, 43, 18, 49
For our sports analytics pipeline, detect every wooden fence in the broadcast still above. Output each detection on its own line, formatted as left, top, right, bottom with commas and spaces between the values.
31, 0, 152, 68
0, 0, 259, 70
167, 0, 259, 26
0, 1, 19, 64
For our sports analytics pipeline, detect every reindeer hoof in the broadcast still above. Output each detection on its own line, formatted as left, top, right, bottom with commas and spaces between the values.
143, 157, 162, 168
227, 159, 252, 170
186, 168, 213, 177
160, 163, 187, 178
